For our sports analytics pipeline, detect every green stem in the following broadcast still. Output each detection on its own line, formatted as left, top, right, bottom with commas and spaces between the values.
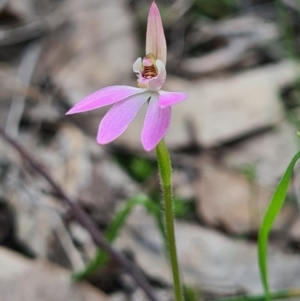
156, 139, 184, 301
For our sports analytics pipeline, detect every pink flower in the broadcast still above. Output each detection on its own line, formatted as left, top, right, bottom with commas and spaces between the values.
66, 2, 187, 151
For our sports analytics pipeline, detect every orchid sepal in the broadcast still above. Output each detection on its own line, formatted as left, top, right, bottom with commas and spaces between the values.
146, 1, 167, 65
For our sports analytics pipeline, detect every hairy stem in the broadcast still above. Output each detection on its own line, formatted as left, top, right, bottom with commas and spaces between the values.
156, 139, 184, 301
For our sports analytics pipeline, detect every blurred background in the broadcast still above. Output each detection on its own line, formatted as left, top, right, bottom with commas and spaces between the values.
1, 0, 300, 300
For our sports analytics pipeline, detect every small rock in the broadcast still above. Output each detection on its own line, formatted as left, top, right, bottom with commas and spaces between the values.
288, 219, 300, 242
222, 121, 298, 188
195, 162, 271, 234
182, 15, 279, 75
5, 0, 35, 20
194, 160, 300, 236
0, 247, 112, 301
173, 168, 197, 200
30, 123, 92, 198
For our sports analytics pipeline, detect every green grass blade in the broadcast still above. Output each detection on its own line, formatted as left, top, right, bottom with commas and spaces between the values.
258, 150, 300, 300
72, 195, 165, 281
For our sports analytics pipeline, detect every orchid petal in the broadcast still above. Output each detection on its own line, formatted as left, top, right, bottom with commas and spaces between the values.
146, 2, 167, 65
133, 57, 142, 73
158, 90, 188, 108
147, 59, 167, 91
141, 93, 171, 151
97, 92, 151, 144
66, 86, 146, 115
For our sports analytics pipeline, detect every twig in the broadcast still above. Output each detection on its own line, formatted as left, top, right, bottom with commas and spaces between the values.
5, 40, 43, 137
0, 5, 67, 46
0, 126, 159, 301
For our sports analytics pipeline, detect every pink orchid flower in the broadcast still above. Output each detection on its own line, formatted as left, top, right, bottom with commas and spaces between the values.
66, 2, 187, 151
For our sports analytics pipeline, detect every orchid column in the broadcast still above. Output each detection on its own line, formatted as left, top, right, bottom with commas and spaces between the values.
66, 2, 187, 300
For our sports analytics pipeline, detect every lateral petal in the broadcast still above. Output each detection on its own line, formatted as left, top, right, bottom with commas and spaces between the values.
97, 92, 151, 144
141, 93, 171, 151
158, 90, 187, 108
66, 86, 146, 114
133, 57, 142, 73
